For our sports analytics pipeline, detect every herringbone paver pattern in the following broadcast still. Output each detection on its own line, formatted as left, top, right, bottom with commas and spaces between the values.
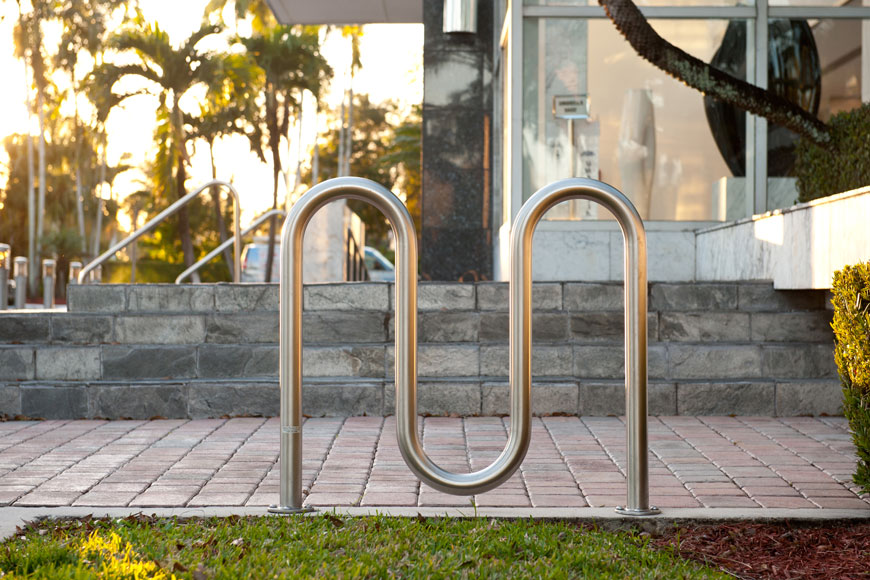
0, 416, 867, 510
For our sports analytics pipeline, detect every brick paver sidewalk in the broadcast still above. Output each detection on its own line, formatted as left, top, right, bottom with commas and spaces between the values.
1, 416, 868, 511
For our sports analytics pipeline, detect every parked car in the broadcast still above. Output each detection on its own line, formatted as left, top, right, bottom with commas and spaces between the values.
364, 246, 395, 282
241, 243, 396, 282
240, 243, 279, 283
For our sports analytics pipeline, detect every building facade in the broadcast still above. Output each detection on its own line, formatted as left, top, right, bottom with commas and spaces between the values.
266, 0, 870, 282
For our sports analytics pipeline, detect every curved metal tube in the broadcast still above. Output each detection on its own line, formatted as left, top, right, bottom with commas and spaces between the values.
78, 180, 242, 284
270, 175, 656, 516
270, 176, 530, 514
175, 209, 286, 284
515, 178, 656, 515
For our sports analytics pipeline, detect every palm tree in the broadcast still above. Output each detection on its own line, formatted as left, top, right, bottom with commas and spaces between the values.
90, 17, 227, 270
13, 0, 51, 292
240, 26, 331, 281
55, 0, 127, 254
204, 0, 276, 33
188, 52, 262, 279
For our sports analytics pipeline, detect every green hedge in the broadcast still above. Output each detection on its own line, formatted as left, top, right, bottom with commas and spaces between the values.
103, 259, 232, 284
831, 262, 870, 494
796, 103, 870, 203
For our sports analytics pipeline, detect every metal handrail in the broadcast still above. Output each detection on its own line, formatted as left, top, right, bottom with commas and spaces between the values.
269, 175, 657, 517
175, 209, 286, 284
78, 180, 242, 284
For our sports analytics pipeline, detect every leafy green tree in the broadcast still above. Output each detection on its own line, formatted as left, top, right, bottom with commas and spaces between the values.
0, 112, 126, 294
91, 16, 237, 271
55, 0, 127, 253
188, 52, 262, 278
204, 0, 276, 33
13, 0, 51, 284
240, 25, 331, 281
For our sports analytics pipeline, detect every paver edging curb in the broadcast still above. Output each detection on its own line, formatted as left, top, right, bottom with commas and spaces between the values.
3, 506, 869, 541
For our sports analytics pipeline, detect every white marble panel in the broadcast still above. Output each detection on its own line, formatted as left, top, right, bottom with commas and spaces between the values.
696, 187, 870, 289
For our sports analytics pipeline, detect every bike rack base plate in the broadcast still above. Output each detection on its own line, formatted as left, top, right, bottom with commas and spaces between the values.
267, 505, 316, 515
614, 505, 661, 517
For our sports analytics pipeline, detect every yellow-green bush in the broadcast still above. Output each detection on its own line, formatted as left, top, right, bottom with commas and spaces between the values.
831, 262, 870, 493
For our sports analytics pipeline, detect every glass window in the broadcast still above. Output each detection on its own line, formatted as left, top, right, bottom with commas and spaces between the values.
522, 19, 745, 221
769, 0, 858, 7
524, 0, 752, 6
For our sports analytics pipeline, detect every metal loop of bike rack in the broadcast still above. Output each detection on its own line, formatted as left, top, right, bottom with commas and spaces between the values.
175, 209, 287, 284
269, 176, 659, 516
79, 180, 243, 284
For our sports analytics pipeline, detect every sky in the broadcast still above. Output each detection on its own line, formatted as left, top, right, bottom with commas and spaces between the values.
0, 1, 423, 228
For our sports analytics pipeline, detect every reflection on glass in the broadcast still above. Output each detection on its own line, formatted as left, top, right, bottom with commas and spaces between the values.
523, 0, 753, 6
765, 18, 865, 210
522, 18, 594, 219
705, 19, 821, 184
523, 19, 742, 221
769, 0, 854, 6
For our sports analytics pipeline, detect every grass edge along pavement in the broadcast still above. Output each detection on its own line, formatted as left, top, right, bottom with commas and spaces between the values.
0, 514, 731, 579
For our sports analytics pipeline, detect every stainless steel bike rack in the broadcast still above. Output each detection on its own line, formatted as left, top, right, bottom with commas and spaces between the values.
270, 176, 658, 516
79, 180, 242, 284
175, 209, 287, 284
517, 178, 658, 516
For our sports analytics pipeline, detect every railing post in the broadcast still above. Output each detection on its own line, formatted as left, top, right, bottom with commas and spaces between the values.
68, 262, 82, 285
42, 259, 56, 309
13, 257, 27, 309
0, 244, 10, 310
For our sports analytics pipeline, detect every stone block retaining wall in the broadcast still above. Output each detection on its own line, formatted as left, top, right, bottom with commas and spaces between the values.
0, 282, 839, 419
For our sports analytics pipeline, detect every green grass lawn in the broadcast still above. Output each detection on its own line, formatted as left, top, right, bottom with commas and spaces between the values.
1, 514, 729, 579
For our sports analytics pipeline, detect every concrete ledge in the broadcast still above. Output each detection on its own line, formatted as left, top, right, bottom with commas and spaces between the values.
4, 506, 868, 542
696, 186, 870, 289
1, 281, 839, 419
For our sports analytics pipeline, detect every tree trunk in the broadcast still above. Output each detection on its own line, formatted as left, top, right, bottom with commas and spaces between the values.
74, 93, 86, 254
130, 205, 139, 283
176, 155, 197, 274
338, 92, 346, 177
344, 85, 353, 175
36, 92, 45, 264
76, 168, 85, 253
172, 101, 197, 278
92, 148, 105, 257
24, 60, 36, 295
210, 143, 233, 280
264, 89, 282, 283
264, 148, 281, 284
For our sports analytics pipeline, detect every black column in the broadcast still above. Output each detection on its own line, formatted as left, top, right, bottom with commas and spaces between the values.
421, 0, 493, 281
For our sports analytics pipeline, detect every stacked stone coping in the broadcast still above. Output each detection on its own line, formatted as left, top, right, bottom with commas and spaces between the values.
0, 281, 838, 420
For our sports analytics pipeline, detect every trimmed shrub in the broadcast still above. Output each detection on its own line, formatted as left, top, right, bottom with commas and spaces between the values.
831, 262, 870, 494
796, 103, 870, 203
